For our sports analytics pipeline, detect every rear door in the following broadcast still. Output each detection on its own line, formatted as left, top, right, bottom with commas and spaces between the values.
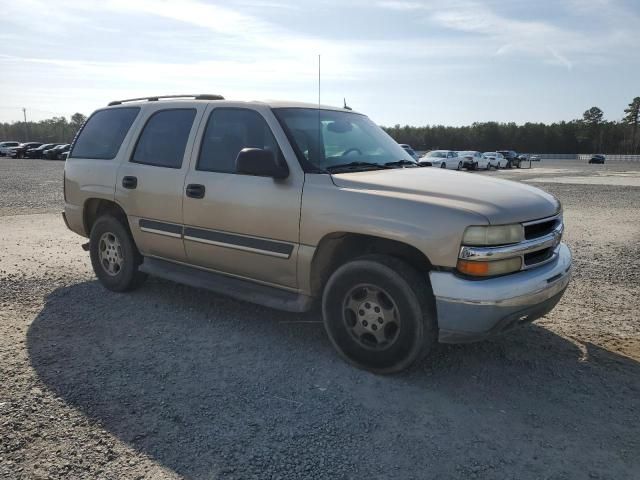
181, 104, 303, 289
116, 103, 205, 262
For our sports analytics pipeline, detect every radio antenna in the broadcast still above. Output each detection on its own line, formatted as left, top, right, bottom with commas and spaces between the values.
317, 54, 322, 167
318, 54, 321, 108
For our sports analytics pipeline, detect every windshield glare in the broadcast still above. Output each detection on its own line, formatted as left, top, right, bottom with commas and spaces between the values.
273, 108, 414, 170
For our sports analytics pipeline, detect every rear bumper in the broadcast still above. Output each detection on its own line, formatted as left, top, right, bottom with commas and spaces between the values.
429, 243, 571, 343
63, 203, 87, 237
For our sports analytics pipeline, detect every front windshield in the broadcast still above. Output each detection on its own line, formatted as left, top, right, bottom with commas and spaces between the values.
483, 152, 496, 157
426, 151, 447, 158
272, 108, 415, 171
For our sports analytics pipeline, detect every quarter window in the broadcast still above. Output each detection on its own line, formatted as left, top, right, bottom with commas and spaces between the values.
131, 109, 196, 169
197, 108, 280, 173
70, 107, 139, 160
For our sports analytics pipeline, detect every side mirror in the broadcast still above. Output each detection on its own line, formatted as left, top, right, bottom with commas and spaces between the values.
235, 148, 289, 179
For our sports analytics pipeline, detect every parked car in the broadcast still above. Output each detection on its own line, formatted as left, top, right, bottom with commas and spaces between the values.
589, 154, 605, 164
497, 150, 520, 168
418, 150, 462, 169
63, 94, 571, 373
9, 142, 43, 158
399, 144, 420, 161
0, 141, 20, 156
482, 152, 507, 168
530, 154, 541, 162
43, 144, 70, 160
25, 143, 61, 159
457, 151, 487, 170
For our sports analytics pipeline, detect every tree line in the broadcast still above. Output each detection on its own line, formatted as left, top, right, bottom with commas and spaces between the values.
1, 97, 639, 154
0, 113, 87, 144
384, 97, 640, 154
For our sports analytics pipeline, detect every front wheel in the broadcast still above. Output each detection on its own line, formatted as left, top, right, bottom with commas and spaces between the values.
440, 162, 446, 169
89, 215, 147, 292
322, 255, 436, 374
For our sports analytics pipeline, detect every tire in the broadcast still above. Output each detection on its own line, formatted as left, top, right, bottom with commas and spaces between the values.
473, 162, 478, 171
457, 161, 462, 170
89, 215, 147, 292
322, 254, 437, 374
440, 162, 446, 169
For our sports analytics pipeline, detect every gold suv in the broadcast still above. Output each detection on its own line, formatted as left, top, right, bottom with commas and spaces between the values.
63, 94, 571, 373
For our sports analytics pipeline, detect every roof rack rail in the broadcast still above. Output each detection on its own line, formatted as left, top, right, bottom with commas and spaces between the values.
108, 94, 224, 106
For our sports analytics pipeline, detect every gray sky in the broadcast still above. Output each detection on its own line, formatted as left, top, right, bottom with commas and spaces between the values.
1, 0, 638, 126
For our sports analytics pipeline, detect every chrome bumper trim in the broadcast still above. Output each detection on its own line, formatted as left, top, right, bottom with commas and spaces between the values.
459, 222, 563, 268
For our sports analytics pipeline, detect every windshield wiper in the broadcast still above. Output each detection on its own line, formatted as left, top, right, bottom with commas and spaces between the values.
325, 161, 393, 173
384, 159, 420, 168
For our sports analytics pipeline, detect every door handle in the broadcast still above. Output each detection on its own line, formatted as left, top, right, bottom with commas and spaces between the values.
122, 176, 137, 189
186, 184, 205, 199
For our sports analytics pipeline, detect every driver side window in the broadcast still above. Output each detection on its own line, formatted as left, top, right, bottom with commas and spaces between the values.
197, 108, 281, 174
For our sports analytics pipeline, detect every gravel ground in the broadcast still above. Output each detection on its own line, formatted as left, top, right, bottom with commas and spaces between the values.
1, 158, 638, 479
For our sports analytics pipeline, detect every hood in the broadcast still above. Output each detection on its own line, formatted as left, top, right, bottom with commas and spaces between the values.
331, 168, 560, 225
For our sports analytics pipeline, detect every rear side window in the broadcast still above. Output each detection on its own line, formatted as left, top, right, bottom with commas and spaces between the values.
197, 108, 280, 173
70, 107, 139, 159
131, 109, 196, 169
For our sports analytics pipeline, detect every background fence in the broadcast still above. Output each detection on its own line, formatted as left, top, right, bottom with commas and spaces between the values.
415, 152, 640, 162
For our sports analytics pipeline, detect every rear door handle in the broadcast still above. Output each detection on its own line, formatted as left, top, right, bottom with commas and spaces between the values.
186, 184, 205, 199
122, 176, 137, 189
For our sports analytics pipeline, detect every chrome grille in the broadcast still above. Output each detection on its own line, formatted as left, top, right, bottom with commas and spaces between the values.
524, 215, 561, 240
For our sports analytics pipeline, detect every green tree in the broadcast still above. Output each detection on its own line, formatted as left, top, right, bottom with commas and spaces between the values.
582, 106, 603, 125
582, 106, 604, 152
623, 97, 640, 153
70, 113, 87, 133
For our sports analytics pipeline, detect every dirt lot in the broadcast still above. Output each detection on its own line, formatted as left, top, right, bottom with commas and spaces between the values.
1, 158, 638, 479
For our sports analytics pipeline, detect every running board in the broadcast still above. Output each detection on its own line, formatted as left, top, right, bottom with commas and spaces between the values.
139, 257, 314, 313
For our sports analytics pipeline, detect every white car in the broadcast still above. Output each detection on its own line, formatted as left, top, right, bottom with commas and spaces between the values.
0, 141, 20, 156
458, 151, 489, 170
482, 152, 507, 169
419, 150, 462, 169
399, 144, 420, 161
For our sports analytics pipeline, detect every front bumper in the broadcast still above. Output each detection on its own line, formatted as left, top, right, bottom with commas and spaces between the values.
429, 243, 571, 343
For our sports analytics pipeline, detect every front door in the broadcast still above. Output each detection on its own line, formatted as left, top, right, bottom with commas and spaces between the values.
116, 104, 205, 262
182, 104, 303, 289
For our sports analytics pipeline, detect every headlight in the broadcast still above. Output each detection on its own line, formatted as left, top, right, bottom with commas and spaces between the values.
462, 224, 524, 246
457, 257, 522, 277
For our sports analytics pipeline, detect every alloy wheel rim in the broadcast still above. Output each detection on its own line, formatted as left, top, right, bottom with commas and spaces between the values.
98, 232, 124, 276
342, 284, 401, 350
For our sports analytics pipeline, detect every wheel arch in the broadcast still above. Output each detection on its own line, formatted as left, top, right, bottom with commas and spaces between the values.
309, 232, 434, 298
83, 198, 129, 236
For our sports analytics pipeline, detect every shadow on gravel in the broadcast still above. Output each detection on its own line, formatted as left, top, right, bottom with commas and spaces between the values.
27, 280, 640, 479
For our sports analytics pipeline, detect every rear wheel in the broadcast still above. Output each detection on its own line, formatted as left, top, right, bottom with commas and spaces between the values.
89, 215, 147, 292
457, 161, 463, 170
322, 255, 436, 374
